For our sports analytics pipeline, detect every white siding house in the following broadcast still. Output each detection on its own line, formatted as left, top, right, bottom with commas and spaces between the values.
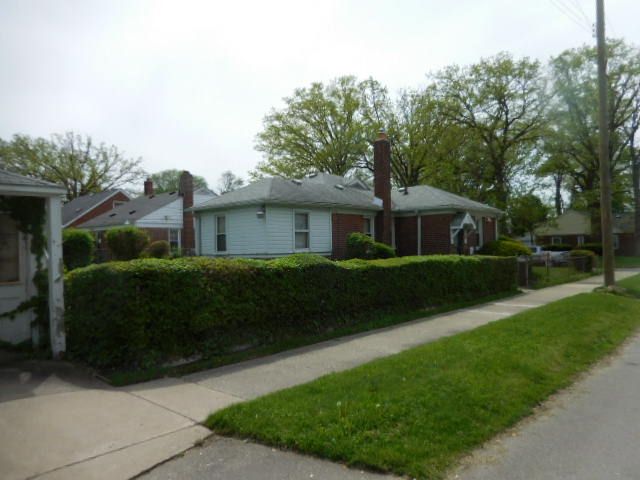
197, 205, 333, 257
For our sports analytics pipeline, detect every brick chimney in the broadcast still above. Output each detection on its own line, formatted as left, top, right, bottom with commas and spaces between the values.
143, 178, 154, 196
179, 171, 195, 255
374, 130, 392, 245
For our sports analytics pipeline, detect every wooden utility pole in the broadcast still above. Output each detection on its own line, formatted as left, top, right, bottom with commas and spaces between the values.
596, 0, 615, 286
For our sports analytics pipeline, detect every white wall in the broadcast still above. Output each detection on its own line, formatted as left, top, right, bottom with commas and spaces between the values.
136, 198, 183, 228
198, 205, 332, 256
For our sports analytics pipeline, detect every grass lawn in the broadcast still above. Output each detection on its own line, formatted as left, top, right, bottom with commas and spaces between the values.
619, 273, 640, 297
208, 282, 640, 479
107, 290, 518, 386
615, 256, 640, 268
531, 265, 593, 289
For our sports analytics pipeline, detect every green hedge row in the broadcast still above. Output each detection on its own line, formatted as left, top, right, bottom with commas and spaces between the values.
65, 254, 517, 370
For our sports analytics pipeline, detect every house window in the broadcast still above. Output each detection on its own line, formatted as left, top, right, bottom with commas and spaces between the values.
113, 200, 126, 208
0, 214, 20, 283
552, 236, 563, 245
294, 212, 310, 249
168, 229, 180, 249
577, 235, 585, 246
613, 234, 620, 250
216, 215, 227, 252
363, 216, 373, 237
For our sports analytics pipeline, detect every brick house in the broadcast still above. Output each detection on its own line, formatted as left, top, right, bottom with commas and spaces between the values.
77, 171, 215, 256
535, 209, 636, 255
62, 189, 131, 228
192, 132, 502, 259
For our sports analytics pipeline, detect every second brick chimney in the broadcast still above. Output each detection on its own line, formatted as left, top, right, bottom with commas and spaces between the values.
179, 171, 195, 255
144, 178, 154, 196
374, 130, 392, 245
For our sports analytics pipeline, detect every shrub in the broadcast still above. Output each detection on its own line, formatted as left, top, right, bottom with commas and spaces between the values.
579, 242, 603, 256
105, 226, 150, 260
144, 240, 170, 259
65, 255, 517, 370
346, 232, 396, 259
542, 243, 572, 252
62, 229, 95, 270
477, 239, 532, 257
569, 249, 596, 272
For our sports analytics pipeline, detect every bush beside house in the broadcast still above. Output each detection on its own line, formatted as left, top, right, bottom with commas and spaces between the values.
144, 240, 171, 259
105, 226, 150, 260
62, 229, 95, 270
65, 254, 517, 370
346, 232, 396, 259
477, 239, 532, 256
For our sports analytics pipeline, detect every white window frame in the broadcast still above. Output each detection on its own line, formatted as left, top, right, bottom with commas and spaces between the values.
168, 228, 181, 250
215, 215, 227, 252
577, 235, 585, 246
551, 236, 563, 245
613, 234, 620, 250
293, 211, 310, 251
363, 215, 374, 237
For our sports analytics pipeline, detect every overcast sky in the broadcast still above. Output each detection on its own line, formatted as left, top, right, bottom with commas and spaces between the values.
2, 0, 639, 190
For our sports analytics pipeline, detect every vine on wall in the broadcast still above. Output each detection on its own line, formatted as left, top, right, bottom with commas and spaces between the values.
0, 195, 49, 347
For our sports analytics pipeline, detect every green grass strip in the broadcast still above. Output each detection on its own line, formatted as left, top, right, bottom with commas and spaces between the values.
208, 286, 640, 479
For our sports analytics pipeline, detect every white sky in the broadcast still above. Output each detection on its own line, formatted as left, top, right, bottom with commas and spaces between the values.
1, 0, 639, 190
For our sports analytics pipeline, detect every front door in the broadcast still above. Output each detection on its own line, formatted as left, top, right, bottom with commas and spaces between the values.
456, 229, 464, 255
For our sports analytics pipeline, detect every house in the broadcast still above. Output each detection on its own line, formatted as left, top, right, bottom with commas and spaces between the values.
77, 171, 215, 256
0, 169, 66, 356
62, 189, 131, 228
536, 209, 636, 255
191, 132, 502, 259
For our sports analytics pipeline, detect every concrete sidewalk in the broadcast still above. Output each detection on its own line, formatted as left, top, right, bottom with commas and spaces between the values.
1, 269, 637, 480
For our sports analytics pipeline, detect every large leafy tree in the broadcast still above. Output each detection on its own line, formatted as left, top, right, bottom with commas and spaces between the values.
508, 192, 550, 243
253, 76, 369, 178
0, 132, 146, 199
434, 53, 547, 209
217, 170, 244, 194
542, 40, 640, 237
150, 169, 209, 194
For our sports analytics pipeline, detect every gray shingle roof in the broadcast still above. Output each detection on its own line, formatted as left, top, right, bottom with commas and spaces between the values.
192, 176, 381, 211
191, 175, 501, 216
62, 190, 129, 226
79, 191, 181, 228
391, 185, 502, 215
0, 168, 64, 190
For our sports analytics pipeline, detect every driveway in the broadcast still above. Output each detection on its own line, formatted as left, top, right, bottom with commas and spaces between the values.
1, 269, 637, 479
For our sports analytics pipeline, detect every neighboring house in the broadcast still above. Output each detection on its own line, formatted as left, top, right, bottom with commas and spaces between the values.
192, 132, 501, 259
62, 189, 131, 228
0, 169, 66, 356
77, 171, 215, 256
535, 209, 636, 255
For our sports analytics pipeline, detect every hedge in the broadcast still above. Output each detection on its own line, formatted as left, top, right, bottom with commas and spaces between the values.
65, 254, 517, 370
579, 242, 603, 256
346, 232, 396, 259
62, 229, 95, 270
477, 239, 532, 256
106, 226, 150, 260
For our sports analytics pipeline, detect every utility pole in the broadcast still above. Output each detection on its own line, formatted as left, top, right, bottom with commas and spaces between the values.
596, 0, 615, 286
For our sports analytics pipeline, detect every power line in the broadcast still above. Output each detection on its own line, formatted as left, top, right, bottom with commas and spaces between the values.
569, 0, 593, 27
548, 0, 591, 33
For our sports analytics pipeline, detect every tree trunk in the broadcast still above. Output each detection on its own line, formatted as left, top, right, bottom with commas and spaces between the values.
633, 152, 640, 255
554, 173, 563, 216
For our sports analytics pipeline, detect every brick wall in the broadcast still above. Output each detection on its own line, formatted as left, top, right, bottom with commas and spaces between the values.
421, 214, 454, 255
483, 217, 497, 244
394, 216, 418, 256
68, 191, 130, 228
332, 213, 364, 259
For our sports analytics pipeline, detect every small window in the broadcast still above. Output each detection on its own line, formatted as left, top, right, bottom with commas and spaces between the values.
363, 217, 373, 237
169, 229, 180, 249
294, 212, 309, 249
216, 216, 227, 252
113, 201, 126, 208
613, 234, 620, 250
552, 236, 563, 245
0, 214, 20, 283
577, 235, 585, 246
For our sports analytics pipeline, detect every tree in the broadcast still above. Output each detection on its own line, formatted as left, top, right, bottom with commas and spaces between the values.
508, 193, 550, 243
253, 76, 369, 178
0, 132, 146, 199
217, 170, 244, 194
544, 40, 640, 237
150, 169, 208, 193
434, 53, 547, 209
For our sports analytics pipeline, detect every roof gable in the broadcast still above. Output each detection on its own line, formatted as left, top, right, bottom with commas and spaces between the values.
62, 190, 131, 226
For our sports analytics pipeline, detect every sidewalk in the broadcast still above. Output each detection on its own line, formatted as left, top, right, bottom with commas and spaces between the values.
1, 269, 637, 480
